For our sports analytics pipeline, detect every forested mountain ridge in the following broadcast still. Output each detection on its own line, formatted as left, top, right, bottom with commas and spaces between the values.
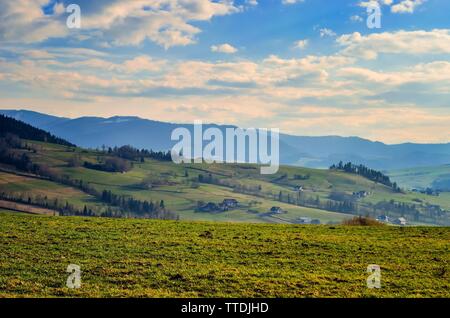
0, 114, 75, 147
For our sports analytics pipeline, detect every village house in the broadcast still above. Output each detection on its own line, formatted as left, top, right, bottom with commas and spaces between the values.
269, 206, 284, 214
296, 217, 312, 224
353, 190, 370, 199
197, 199, 239, 213
294, 185, 304, 192
223, 198, 238, 208
376, 215, 390, 223
393, 217, 407, 226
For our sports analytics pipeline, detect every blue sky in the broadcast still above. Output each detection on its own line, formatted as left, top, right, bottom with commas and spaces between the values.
0, 0, 449, 143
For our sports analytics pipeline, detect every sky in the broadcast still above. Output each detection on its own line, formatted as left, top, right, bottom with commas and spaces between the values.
0, 0, 449, 144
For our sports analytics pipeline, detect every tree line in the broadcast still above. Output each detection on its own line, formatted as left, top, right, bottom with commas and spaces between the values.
330, 161, 401, 192
104, 145, 172, 162
100, 190, 176, 219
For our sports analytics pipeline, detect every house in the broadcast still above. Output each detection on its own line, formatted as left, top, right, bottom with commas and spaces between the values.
269, 206, 284, 214
376, 215, 390, 223
353, 190, 369, 198
294, 185, 304, 192
297, 217, 312, 224
223, 198, 238, 208
393, 217, 407, 226
198, 200, 233, 213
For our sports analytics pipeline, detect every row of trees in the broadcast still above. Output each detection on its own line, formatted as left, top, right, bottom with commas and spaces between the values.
0, 149, 41, 175
275, 190, 358, 214
0, 190, 158, 218
330, 161, 401, 192
100, 190, 176, 219
104, 145, 172, 162
83, 157, 132, 173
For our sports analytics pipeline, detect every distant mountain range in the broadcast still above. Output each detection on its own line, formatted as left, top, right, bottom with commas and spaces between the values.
1, 109, 449, 170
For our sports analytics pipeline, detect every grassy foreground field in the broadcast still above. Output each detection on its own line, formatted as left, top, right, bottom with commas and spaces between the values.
0, 212, 448, 298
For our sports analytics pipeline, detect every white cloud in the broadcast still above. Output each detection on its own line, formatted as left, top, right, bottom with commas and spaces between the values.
0, 0, 241, 48
211, 43, 238, 54
337, 29, 450, 60
359, 0, 393, 8
319, 28, 336, 37
0, 0, 67, 43
293, 39, 308, 49
339, 61, 450, 86
391, 0, 425, 14
282, 0, 304, 4
81, 0, 240, 48
358, 0, 425, 13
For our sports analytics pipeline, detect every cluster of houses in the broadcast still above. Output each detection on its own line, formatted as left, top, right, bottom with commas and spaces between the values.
353, 190, 370, 198
376, 215, 407, 226
266, 207, 320, 224
197, 199, 239, 213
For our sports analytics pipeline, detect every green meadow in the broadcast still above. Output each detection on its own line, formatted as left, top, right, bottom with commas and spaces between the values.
0, 212, 448, 297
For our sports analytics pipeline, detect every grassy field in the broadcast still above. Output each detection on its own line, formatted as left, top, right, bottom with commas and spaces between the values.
0, 212, 448, 298
0, 171, 104, 211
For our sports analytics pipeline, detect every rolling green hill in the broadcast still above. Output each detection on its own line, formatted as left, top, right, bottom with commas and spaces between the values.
1, 137, 449, 225
388, 165, 450, 191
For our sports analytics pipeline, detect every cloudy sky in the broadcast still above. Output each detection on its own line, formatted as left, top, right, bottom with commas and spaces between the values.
0, 0, 449, 144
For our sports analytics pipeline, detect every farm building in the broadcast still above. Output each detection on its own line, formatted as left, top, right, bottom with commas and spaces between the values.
376, 215, 390, 223
297, 217, 312, 224
393, 217, 407, 226
223, 199, 238, 208
269, 206, 284, 214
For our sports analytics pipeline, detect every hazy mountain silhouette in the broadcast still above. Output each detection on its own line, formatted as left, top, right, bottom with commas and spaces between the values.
1, 109, 449, 170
